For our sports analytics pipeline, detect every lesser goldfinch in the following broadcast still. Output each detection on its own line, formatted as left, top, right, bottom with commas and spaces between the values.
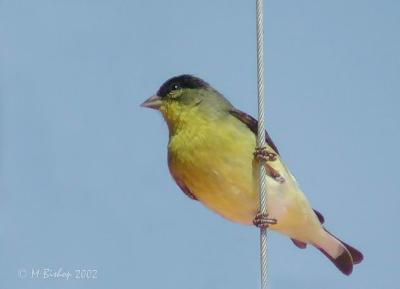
141, 74, 363, 275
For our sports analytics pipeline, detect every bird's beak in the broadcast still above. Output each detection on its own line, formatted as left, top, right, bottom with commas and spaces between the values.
141, 95, 162, 110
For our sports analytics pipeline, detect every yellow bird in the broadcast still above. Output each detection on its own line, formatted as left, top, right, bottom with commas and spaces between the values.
141, 74, 363, 275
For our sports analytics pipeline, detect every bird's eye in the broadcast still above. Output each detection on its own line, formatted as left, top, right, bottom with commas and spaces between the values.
172, 83, 180, 90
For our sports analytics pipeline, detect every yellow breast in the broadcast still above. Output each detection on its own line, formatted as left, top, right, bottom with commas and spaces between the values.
168, 111, 260, 224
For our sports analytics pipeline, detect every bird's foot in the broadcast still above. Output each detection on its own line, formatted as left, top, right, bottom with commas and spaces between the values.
253, 212, 277, 229
254, 147, 277, 162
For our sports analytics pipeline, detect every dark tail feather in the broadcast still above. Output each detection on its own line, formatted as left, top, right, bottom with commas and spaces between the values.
315, 229, 364, 275
325, 229, 364, 265
312, 209, 364, 266
317, 246, 354, 275
339, 240, 363, 264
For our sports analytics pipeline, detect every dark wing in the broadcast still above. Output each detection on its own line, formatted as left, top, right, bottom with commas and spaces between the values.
229, 108, 279, 155
313, 209, 325, 224
176, 179, 198, 201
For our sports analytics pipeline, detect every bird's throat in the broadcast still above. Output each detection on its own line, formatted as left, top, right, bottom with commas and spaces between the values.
161, 102, 204, 136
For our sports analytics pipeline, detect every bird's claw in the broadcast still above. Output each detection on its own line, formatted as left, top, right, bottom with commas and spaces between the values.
253, 212, 277, 229
254, 147, 277, 162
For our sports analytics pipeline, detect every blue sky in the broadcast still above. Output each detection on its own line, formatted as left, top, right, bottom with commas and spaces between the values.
0, 1, 399, 288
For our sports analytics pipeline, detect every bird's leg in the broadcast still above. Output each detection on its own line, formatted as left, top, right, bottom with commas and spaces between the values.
254, 147, 285, 184
265, 165, 285, 184
253, 212, 277, 228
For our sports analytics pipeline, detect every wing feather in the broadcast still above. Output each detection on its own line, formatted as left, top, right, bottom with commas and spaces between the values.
229, 108, 279, 154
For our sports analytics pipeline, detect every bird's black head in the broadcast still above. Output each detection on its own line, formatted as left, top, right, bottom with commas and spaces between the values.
141, 74, 217, 111
157, 74, 209, 98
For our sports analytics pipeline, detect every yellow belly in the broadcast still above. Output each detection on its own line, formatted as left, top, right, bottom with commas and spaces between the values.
168, 117, 258, 224
167, 115, 321, 241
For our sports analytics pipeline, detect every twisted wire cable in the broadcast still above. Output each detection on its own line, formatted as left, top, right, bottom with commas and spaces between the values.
256, 0, 270, 288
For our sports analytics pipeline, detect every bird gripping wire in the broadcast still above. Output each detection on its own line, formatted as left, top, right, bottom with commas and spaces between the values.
255, 0, 271, 288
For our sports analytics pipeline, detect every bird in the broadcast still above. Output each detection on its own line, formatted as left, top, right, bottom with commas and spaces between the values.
141, 74, 363, 275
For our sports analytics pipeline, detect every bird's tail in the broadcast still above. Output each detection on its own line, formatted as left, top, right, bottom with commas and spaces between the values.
314, 229, 363, 275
